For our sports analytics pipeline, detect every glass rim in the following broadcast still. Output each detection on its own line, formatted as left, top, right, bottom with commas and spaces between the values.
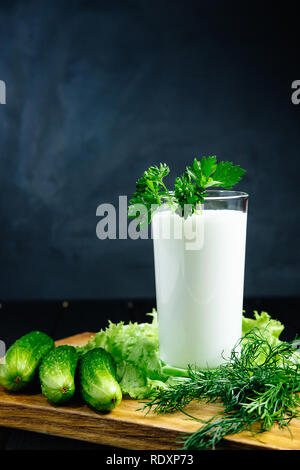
203, 190, 248, 201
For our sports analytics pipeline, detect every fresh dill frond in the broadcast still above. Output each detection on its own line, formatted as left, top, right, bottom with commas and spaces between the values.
141, 330, 300, 450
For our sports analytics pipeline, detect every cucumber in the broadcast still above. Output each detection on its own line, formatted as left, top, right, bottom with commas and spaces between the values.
0, 331, 54, 391
39, 345, 78, 404
80, 348, 122, 411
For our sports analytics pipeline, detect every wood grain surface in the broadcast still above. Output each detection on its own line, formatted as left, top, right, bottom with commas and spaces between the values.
0, 332, 299, 450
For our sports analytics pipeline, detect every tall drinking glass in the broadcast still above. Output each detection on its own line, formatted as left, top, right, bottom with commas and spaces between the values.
152, 190, 248, 369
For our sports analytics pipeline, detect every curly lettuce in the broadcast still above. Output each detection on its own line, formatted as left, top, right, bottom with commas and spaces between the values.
242, 311, 284, 346
77, 309, 289, 399
77, 310, 170, 398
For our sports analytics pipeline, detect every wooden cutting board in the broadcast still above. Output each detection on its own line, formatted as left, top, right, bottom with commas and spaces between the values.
0, 332, 299, 450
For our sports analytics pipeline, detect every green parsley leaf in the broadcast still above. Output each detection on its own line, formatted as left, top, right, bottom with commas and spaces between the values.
174, 173, 206, 218
186, 156, 217, 187
211, 160, 246, 189
128, 156, 246, 224
128, 163, 170, 227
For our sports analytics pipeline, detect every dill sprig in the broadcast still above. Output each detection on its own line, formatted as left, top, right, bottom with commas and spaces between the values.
141, 330, 300, 449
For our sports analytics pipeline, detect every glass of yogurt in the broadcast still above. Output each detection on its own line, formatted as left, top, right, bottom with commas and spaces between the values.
152, 190, 248, 370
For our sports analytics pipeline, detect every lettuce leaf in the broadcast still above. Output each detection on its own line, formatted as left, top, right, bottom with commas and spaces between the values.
117, 362, 169, 399
77, 310, 169, 398
77, 309, 287, 399
242, 311, 284, 346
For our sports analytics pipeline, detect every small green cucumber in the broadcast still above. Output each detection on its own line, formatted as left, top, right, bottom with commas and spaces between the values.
80, 348, 122, 411
39, 345, 78, 404
0, 331, 54, 391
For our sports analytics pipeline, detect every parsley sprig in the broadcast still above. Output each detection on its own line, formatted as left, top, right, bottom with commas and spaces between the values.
128, 163, 171, 227
128, 156, 245, 225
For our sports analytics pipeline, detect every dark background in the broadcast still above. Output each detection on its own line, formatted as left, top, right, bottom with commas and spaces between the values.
0, 0, 300, 450
0, 0, 299, 302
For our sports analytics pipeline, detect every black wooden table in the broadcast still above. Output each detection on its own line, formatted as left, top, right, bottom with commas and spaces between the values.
0, 298, 298, 450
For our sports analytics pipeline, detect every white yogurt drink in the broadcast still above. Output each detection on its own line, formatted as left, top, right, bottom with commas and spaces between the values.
152, 191, 248, 369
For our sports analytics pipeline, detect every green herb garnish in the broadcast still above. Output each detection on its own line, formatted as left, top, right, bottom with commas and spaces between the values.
128, 156, 245, 225
128, 163, 171, 228
141, 330, 300, 450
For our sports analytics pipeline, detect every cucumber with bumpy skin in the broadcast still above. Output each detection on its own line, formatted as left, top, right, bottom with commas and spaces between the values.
80, 348, 122, 411
39, 345, 78, 403
0, 331, 54, 391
